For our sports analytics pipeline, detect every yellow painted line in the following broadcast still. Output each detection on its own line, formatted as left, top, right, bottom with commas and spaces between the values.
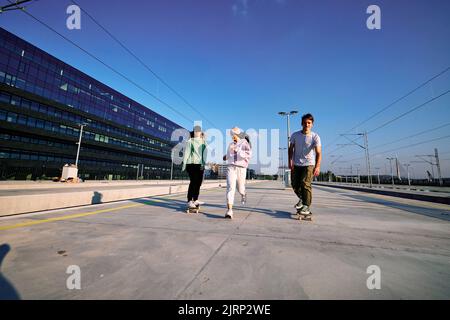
0, 185, 223, 231
0, 203, 143, 231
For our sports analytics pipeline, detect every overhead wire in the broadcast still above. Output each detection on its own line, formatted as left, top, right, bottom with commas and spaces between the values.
69, 0, 217, 128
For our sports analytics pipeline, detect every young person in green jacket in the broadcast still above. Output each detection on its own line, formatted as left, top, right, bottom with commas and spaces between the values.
182, 125, 208, 209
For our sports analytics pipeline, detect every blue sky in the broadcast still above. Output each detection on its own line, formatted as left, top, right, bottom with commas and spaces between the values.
1, 0, 449, 178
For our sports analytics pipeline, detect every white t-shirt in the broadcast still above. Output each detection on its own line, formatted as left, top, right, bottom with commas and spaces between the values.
290, 130, 321, 166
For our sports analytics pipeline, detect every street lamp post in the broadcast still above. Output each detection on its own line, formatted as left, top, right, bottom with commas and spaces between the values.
75, 124, 85, 168
404, 163, 411, 187
350, 164, 353, 185
339, 132, 372, 187
279, 147, 287, 182
387, 157, 395, 187
278, 111, 298, 186
375, 167, 381, 185
278, 110, 298, 164
169, 149, 174, 194
354, 164, 360, 185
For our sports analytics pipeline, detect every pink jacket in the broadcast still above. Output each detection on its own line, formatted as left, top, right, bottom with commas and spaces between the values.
226, 139, 252, 168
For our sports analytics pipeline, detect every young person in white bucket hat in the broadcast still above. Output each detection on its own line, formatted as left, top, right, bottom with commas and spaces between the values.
222, 126, 252, 219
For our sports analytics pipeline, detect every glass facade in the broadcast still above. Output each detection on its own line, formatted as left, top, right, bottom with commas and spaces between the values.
0, 27, 185, 180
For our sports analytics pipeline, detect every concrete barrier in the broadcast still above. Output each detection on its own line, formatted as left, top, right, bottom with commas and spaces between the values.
314, 182, 450, 205
0, 180, 262, 217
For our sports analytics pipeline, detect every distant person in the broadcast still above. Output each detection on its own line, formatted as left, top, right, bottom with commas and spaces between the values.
288, 113, 322, 215
182, 125, 207, 210
223, 127, 252, 219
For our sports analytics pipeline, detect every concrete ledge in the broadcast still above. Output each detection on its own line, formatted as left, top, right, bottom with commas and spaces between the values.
0, 179, 196, 190
0, 180, 262, 216
314, 182, 450, 205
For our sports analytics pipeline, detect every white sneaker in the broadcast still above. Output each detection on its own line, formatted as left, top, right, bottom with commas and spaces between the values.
194, 200, 204, 206
300, 205, 311, 215
225, 209, 233, 219
295, 200, 303, 210
241, 194, 247, 205
188, 201, 197, 209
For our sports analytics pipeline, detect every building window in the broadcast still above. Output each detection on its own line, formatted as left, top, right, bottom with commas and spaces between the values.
27, 118, 36, 127
11, 95, 20, 106
10, 152, 20, 159
6, 112, 17, 123
15, 78, 26, 89
36, 119, 44, 129
0, 92, 10, 104
19, 61, 28, 73
18, 115, 27, 125
5, 74, 16, 86
68, 84, 80, 94
30, 101, 39, 112
21, 99, 32, 109
38, 104, 47, 113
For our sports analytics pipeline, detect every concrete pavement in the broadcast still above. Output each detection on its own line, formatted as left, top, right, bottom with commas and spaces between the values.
0, 181, 449, 299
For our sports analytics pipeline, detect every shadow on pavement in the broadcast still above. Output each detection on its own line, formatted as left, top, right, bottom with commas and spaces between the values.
132, 197, 294, 220
0, 244, 21, 300
339, 193, 450, 222
246, 186, 288, 191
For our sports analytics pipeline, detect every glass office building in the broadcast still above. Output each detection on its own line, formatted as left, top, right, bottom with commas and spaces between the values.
0, 27, 184, 180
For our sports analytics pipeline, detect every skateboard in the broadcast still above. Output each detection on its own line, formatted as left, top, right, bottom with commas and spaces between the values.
186, 205, 200, 214
296, 209, 313, 221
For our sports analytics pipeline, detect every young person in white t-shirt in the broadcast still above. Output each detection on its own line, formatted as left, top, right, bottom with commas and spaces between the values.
288, 113, 322, 215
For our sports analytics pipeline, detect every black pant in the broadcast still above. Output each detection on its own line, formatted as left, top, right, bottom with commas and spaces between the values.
186, 164, 204, 201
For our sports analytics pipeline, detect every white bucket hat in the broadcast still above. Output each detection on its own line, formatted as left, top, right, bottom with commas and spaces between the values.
230, 126, 242, 137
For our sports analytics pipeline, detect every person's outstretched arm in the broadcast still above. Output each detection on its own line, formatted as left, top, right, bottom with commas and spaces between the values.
314, 145, 322, 176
